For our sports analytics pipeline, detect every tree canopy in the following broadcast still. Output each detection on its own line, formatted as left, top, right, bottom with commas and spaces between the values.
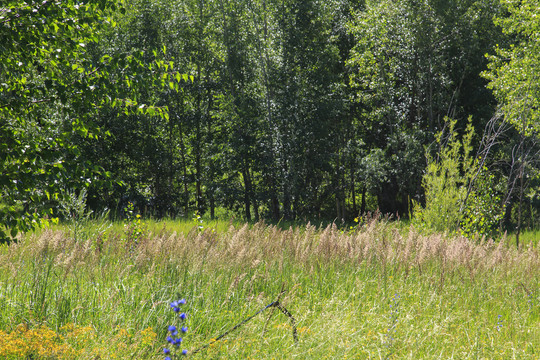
0, 0, 180, 242
1, 0, 539, 242
484, 0, 540, 136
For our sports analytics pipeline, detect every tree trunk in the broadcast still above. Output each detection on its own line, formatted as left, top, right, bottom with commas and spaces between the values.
242, 168, 252, 222
516, 163, 524, 249
351, 166, 357, 215
360, 185, 367, 215
177, 100, 190, 216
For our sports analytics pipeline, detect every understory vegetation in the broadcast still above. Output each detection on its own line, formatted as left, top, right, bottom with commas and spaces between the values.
0, 219, 538, 359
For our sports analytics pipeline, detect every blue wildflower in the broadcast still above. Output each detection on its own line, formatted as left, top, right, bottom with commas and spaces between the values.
165, 298, 189, 359
496, 315, 503, 331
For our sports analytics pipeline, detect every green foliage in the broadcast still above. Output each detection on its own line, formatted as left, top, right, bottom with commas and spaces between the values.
1, 0, 532, 236
123, 202, 147, 249
58, 188, 111, 244
58, 189, 92, 242
483, 0, 540, 136
193, 210, 204, 232
413, 118, 504, 238
346, 0, 502, 215
0, 0, 183, 243
413, 118, 475, 233
460, 168, 504, 239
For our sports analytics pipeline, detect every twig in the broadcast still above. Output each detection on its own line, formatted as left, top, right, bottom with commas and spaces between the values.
190, 287, 297, 356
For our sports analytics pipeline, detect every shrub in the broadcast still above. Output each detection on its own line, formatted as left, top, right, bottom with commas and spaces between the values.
413, 117, 504, 238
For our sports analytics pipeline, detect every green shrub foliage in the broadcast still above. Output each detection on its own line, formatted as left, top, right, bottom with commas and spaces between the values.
413, 118, 504, 238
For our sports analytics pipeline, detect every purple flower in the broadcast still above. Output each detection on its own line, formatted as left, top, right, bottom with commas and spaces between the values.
173, 307, 181, 313
163, 348, 171, 354
181, 326, 188, 333
178, 299, 186, 305
165, 357, 172, 360
166, 336, 173, 343
181, 350, 188, 355
168, 325, 176, 332
179, 313, 187, 320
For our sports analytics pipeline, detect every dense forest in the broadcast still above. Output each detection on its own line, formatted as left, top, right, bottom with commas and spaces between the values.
1, 0, 539, 243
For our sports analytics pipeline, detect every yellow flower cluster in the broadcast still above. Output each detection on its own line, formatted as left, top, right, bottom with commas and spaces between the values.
0, 323, 158, 359
0, 323, 77, 359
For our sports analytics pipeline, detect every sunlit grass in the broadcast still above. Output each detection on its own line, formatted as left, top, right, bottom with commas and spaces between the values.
0, 219, 538, 359
506, 229, 540, 248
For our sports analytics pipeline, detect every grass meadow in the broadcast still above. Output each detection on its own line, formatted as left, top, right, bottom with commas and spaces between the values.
0, 217, 538, 359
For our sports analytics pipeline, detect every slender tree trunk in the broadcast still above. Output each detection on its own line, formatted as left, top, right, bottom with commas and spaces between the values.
242, 162, 252, 221
516, 161, 524, 248
179, 131, 190, 215
360, 185, 367, 215
271, 188, 280, 220
168, 99, 175, 217
177, 97, 190, 215
195, 15, 203, 213
351, 165, 357, 215
249, 168, 259, 221
248, 0, 279, 221
283, 184, 292, 220
516, 114, 528, 248
205, 76, 216, 220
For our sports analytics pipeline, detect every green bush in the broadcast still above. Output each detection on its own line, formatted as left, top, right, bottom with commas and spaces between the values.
460, 167, 504, 239
413, 118, 504, 238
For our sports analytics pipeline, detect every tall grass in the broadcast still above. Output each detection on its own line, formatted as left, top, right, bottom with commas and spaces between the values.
0, 218, 538, 359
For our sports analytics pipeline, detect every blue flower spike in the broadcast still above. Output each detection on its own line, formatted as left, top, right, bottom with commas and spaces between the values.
165, 298, 188, 359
